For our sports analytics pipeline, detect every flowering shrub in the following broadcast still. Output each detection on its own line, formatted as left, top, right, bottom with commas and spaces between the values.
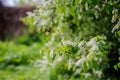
23, 0, 120, 80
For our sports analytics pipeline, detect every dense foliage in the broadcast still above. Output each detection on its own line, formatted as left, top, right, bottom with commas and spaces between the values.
22, 0, 120, 80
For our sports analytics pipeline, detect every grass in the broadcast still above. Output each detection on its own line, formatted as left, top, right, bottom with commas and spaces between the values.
0, 41, 42, 80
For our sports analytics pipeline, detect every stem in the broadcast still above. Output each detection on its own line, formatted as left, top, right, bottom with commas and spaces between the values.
73, 0, 75, 5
